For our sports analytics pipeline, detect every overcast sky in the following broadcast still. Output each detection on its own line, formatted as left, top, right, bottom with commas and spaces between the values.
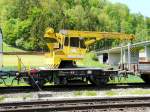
110, 0, 150, 17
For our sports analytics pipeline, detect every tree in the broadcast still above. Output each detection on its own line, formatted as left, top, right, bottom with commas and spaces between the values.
1, 0, 149, 51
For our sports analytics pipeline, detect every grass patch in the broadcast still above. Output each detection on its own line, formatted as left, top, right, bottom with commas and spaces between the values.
3, 43, 24, 52
127, 89, 150, 95
77, 53, 108, 68
108, 75, 144, 84
85, 91, 97, 96
2, 55, 45, 67
0, 96, 5, 102
105, 90, 118, 96
74, 91, 97, 96
2, 43, 45, 68
74, 91, 83, 96
0, 77, 29, 87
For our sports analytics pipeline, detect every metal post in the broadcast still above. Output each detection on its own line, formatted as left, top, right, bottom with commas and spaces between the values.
145, 46, 147, 61
120, 44, 123, 70
0, 28, 3, 70
128, 43, 131, 71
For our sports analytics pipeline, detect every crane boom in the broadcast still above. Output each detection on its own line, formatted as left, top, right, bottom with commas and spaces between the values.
45, 28, 134, 46
59, 30, 135, 40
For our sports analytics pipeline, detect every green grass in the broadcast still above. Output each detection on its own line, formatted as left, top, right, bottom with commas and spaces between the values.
0, 76, 29, 87
85, 91, 97, 96
108, 75, 144, 84
105, 90, 118, 96
0, 96, 5, 102
74, 91, 97, 96
105, 89, 150, 96
3, 42, 24, 52
77, 53, 109, 68
127, 89, 150, 95
74, 91, 83, 96
1, 43, 45, 68
2, 55, 46, 67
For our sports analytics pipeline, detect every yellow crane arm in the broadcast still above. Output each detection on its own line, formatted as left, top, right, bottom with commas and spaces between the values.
44, 28, 135, 49
59, 29, 135, 41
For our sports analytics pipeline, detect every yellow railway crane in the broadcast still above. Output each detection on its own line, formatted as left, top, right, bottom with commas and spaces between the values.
19, 28, 135, 87
44, 28, 134, 68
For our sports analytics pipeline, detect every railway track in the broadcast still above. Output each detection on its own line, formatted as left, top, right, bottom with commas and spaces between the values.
0, 83, 150, 94
0, 96, 150, 112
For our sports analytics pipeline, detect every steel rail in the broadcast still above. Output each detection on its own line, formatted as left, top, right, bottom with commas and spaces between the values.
0, 96, 150, 112
0, 83, 150, 93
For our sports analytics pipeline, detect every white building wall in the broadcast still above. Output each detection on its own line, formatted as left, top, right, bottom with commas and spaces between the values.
97, 55, 103, 64
108, 53, 121, 65
145, 46, 150, 61
123, 49, 139, 64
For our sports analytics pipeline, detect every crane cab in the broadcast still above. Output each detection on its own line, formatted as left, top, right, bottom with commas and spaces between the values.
63, 37, 87, 59
44, 28, 87, 68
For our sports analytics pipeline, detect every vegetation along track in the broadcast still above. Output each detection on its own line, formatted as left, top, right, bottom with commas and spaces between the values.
0, 96, 150, 112
0, 83, 150, 94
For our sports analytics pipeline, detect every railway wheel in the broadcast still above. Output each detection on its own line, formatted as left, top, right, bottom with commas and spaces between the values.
23, 70, 47, 89
59, 77, 68, 85
29, 77, 46, 88
24, 76, 46, 88
89, 76, 109, 86
141, 74, 150, 84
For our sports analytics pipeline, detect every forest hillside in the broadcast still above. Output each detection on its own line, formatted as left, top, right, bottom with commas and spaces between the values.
0, 0, 150, 51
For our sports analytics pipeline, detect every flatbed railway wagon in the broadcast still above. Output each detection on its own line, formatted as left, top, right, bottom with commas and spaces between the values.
0, 27, 145, 88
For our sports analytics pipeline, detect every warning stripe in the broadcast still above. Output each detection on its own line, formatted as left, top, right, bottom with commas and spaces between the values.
48, 64, 59, 68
